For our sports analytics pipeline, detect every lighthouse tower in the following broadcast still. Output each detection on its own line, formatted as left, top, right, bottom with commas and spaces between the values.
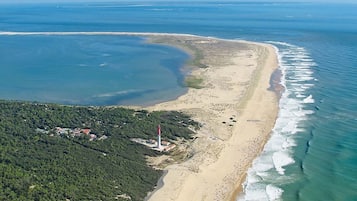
157, 124, 162, 149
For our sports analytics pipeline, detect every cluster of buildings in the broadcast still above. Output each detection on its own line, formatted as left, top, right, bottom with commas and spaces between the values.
37, 125, 175, 152
37, 127, 108, 141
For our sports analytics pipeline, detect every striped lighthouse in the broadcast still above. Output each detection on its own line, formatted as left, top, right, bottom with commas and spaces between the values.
157, 124, 162, 149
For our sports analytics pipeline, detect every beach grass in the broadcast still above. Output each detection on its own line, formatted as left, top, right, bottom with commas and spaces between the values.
184, 75, 204, 89
147, 36, 208, 69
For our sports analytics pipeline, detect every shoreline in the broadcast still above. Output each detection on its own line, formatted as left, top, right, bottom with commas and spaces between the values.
2, 31, 279, 200
143, 34, 279, 200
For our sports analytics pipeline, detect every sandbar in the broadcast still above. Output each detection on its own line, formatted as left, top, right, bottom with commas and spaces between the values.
143, 34, 279, 201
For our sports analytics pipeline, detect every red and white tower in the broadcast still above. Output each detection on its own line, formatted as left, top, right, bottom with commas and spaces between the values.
157, 124, 162, 149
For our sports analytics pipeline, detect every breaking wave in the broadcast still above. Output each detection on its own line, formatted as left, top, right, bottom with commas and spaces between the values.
238, 42, 317, 201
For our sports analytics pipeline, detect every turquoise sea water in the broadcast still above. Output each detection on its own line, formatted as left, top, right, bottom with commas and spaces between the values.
1, 1, 357, 200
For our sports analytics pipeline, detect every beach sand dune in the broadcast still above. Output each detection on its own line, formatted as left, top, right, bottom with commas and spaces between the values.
145, 35, 279, 201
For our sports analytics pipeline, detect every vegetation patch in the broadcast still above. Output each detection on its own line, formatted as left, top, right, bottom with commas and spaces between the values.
183, 44, 208, 69
185, 75, 204, 89
0, 100, 200, 201
148, 36, 208, 69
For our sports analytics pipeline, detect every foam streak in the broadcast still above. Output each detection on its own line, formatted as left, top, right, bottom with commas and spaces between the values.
239, 42, 317, 201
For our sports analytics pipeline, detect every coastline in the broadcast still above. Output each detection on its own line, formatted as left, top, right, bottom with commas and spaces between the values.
0, 31, 280, 200
144, 35, 279, 201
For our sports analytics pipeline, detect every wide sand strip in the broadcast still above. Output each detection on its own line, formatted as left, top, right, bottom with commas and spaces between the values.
145, 35, 279, 201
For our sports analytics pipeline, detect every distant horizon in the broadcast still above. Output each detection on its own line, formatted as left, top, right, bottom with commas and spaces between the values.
0, 0, 356, 4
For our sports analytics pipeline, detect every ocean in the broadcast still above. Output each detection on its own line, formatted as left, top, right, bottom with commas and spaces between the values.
1, 1, 356, 200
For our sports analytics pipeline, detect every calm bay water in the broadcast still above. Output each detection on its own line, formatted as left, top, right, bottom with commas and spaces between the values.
1, 1, 356, 200
0, 34, 189, 105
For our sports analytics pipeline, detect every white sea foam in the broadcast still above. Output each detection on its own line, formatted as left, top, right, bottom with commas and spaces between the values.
303, 95, 314, 103
282, 137, 297, 148
266, 185, 283, 201
267, 41, 294, 47
239, 42, 316, 201
252, 155, 274, 173
304, 110, 315, 115
99, 63, 108, 67
272, 151, 295, 175
295, 94, 305, 98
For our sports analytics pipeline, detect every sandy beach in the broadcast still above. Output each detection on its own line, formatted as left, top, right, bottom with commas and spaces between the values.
144, 35, 279, 201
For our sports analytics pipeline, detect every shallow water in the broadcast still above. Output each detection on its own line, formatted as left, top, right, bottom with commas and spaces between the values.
0, 34, 188, 106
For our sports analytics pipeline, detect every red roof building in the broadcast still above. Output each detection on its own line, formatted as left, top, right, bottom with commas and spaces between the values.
81, 128, 91, 135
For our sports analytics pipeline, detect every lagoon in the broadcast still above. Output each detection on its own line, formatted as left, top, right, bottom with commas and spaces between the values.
0, 34, 189, 106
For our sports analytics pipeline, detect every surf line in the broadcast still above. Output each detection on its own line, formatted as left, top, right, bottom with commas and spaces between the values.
238, 41, 317, 201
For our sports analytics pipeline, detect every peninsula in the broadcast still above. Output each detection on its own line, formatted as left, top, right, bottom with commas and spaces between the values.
143, 34, 279, 201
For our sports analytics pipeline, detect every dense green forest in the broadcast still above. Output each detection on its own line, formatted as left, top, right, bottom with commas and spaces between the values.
0, 100, 200, 201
